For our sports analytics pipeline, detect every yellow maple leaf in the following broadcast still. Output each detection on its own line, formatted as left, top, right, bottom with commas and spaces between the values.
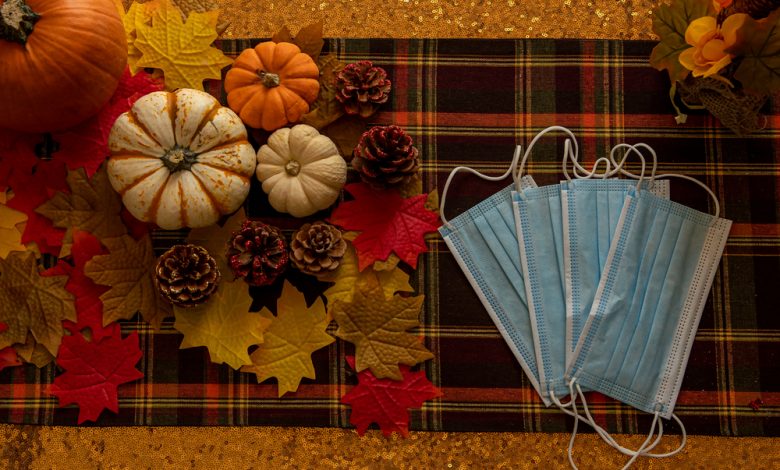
35, 168, 126, 258
174, 280, 270, 369
121, 0, 160, 73
14, 332, 55, 368
84, 234, 173, 329
0, 192, 27, 259
134, 0, 232, 90
0, 252, 76, 356
241, 281, 334, 397
332, 275, 432, 381
186, 210, 244, 280
321, 242, 414, 320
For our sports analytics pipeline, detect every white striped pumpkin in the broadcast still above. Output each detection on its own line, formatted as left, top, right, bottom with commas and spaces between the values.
107, 89, 255, 230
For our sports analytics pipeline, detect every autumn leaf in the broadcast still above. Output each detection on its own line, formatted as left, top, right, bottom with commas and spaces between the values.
0, 252, 76, 356
186, 210, 245, 279
241, 281, 334, 396
14, 333, 55, 368
332, 275, 431, 380
0, 191, 28, 258
62, 230, 119, 342
320, 241, 414, 318
248, 268, 333, 316
84, 234, 173, 329
48, 331, 144, 424
122, 0, 159, 72
293, 22, 325, 61
329, 183, 441, 271
134, 0, 232, 90
0, 347, 21, 372
36, 167, 126, 258
271, 25, 293, 43
341, 356, 442, 438
650, 0, 714, 83
300, 54, 347, 131
174, 280, 271, 369
730, 10, 780, 94
322, 115, 367, 158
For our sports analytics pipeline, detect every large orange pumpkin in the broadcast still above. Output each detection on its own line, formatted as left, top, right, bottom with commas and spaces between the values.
224, 41, 320, 131
0, 0, 127, 133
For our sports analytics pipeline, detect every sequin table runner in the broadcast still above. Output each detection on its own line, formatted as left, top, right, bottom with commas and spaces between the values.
1, 38, 777, 436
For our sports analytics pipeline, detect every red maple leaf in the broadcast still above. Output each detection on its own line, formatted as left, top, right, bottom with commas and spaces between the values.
48, 331, 143, 424
341, 356, 442, 438
329, 184, 440, 271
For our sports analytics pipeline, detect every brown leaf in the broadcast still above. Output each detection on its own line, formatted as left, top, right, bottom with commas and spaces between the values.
84, 235, 173, 329
293, 21, 324, 61
0, 252, 76, 356
322, 115, 367, 158
398, 173, 423, 198
272, 25, 293, 43
14, 333, 55, 368
35, 167, 126, 258
300, 54, 346, 130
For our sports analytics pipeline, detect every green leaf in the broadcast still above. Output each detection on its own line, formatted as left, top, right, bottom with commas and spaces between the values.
731, 10, 780, 94
650, 0, 714, 83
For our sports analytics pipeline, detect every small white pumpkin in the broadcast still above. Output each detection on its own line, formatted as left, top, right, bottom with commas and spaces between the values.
107, 89, 256, 230
256, 124, 347, 217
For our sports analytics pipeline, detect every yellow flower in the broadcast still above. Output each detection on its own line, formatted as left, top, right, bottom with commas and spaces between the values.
678, 13, 748, 78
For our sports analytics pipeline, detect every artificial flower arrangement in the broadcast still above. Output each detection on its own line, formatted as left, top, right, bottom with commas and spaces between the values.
0, 0, 441, 435
650, 0, 780, 134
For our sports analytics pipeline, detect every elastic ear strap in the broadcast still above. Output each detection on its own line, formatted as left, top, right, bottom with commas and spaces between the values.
609, 144, 651, 192
515, 126, 579, 189
654, 173, 721, 219
564, 156, 617, 181
440, 145, 523, 226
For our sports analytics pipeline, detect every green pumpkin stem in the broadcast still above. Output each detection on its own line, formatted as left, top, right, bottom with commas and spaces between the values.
0, 0, 40, 45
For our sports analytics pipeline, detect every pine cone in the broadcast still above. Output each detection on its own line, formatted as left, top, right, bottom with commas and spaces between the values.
351, 125, 420, 188
290, 222, 348, 275
226, 220, 289, 286
336, 61, 392, 118
155, 244, 220, 308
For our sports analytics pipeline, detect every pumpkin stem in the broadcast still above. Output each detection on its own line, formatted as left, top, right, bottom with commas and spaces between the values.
0, 0, 40, 46
258, 71, 281, 88
34, 134, 59, 160
285, 160, 301, 176
162, 146, 198, 172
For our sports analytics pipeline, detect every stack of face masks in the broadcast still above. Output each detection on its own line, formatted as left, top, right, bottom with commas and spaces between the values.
439, 127, 732, 469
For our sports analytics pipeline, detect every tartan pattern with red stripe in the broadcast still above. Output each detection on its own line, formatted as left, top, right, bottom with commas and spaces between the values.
0, 39, 778, 436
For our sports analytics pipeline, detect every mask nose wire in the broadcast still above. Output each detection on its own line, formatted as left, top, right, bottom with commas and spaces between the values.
440, 144, 524, 228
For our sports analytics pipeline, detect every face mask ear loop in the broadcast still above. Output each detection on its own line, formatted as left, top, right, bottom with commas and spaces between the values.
619, 413, 660, 470
609, 143, 659, 189
653, 173, 721, 219
440, 145, 524, 228
515, 126, 580, 195
573, 382, 665, 457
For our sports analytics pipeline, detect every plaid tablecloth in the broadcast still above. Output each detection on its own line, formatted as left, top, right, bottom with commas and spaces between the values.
1, 39, 777, 436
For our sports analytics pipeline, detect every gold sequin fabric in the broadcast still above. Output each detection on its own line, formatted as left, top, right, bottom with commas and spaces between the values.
2, 425, 778, 469
12, 1, 777, 468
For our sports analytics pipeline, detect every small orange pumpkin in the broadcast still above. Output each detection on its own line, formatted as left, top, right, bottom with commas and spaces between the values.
224, 41, 320, 131
0, 0, 127, 133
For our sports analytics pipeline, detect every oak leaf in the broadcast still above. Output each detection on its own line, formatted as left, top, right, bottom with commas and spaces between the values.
134, 0, 232, 90
0, 252, 76, 356
341, 356, 442, 437
241, 281, 334, 396
174, 280, 271, 369
84, 235, 173, 329
332, 275, 432, 380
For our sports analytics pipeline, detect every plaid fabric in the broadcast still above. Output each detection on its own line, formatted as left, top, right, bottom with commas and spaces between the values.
1, 39, 778, 436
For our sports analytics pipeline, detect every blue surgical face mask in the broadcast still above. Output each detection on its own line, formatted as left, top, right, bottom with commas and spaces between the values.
439, 148, 550, 404
510, 126, 582, 402
561, 146, 671, 368
563, 168, 731, 467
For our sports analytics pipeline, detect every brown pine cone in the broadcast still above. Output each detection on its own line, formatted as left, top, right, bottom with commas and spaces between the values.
156, 244, 220, 308
336, 61, 392, 118
290, 222, 347, 275
351, 125, 420, 188
226, 220, 289, 286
